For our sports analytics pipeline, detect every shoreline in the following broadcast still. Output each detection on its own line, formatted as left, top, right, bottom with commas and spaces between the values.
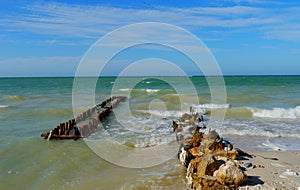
174, 111, 300, 189
239, 150, 300, 189
215, 134, 300, 189
222, 135, 300, 153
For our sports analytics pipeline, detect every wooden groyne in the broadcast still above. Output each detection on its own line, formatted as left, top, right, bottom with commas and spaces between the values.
41, 96, 126, 140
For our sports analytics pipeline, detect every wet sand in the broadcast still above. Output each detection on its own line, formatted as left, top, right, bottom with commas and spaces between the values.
239, 151, 300, 190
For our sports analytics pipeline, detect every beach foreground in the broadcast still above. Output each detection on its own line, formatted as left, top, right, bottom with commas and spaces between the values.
239, 151, 300, 190
175, 112, 300, 190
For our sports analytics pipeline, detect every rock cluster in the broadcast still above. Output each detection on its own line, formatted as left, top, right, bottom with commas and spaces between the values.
174, 112, 248, 189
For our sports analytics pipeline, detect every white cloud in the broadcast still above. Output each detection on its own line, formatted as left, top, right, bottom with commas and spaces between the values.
0, 2, 283, 40
171, 6, 264, 16
0, 1, 299, 46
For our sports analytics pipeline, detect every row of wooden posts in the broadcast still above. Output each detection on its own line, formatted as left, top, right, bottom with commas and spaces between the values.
40, 96, 127, 140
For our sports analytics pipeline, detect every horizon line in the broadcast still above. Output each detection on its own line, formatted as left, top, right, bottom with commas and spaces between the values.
1, 74, 300, 78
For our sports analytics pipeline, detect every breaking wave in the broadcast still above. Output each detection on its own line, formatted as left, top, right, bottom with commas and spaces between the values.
145, 89, 160, 93
192, 104, 300, 119
119, 88, 161, 93
147, 110, 184, 118
196, 103, 230, 109
119, 88, 131, 92
0, 105, 9, 108
251, 106, 300, 119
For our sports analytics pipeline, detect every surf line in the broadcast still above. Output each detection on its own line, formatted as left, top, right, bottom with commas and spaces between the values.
40, 96, 127, 140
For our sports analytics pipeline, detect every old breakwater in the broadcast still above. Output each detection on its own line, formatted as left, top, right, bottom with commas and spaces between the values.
174, 111, 251, 189
40, 96, 126, 140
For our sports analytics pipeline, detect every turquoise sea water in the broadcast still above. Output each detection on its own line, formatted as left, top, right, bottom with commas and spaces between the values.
1, 76, 300, 189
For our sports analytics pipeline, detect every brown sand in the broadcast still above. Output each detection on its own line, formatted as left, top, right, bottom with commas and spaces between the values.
239, 151, 300, 190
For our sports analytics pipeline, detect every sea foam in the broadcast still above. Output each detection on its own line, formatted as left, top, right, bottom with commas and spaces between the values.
119, 88, 160, 93
145, 89, 160, 93
195, 103, 230, 109
251, 106, 300, 119
119, 88, 131, 92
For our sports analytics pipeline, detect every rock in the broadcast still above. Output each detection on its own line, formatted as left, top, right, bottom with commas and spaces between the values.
236, 148, 253, 158
189, 147, 200, 157
192, 175, 228, 190
204, 130, 220, 140
213, 160, 247, 188
197, 154, 223, 177
186, 165, 193, 185
198, 139, 215, 154
212, 149, 238, 160
244, 162, 252, 168
221, 139, 233, 151
187, 156, 203, 183
178, 147, 194, 167
206, 140, 224, 152
189, 156, 202, 172
254, 164, 265, 168
197, 139, 226, 156
199, 138, 222, 149
179, 147, 188, 166
187, 133, 203, 148
172, 120, 178, 132
174, 112, 248, 189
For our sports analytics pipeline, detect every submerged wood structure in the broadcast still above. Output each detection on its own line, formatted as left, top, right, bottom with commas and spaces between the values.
41, 96, 126, 140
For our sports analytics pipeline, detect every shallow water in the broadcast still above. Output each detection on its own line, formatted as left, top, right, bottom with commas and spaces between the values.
1, 76, 300, 189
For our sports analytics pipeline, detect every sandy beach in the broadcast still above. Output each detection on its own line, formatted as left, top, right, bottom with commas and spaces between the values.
239, 151, 300, 190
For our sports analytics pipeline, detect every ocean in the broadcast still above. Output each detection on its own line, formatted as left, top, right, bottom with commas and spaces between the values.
1, 76, 300, 189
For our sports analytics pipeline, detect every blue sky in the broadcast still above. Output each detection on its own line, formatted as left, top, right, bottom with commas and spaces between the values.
0, 0, 300, 77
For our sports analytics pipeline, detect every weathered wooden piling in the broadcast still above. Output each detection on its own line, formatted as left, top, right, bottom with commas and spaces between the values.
41, 96, 127, 140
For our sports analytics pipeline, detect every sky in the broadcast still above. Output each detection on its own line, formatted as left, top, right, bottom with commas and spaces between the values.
0, 0, 300, 77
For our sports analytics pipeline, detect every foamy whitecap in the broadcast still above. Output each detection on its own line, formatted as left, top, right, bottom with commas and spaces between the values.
148, 110, 183, 118
195, 103, 230, 109
146, 89, 160, 93
0, 105, 9, 108
119, 88, 160, 93
251, 106, 300, 119
119, 88, 131, 92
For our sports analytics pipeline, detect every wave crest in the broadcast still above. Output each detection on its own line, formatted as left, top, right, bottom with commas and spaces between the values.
119, 88, 160, 93
251, 106, 300, 119
194, 103, 230, 109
